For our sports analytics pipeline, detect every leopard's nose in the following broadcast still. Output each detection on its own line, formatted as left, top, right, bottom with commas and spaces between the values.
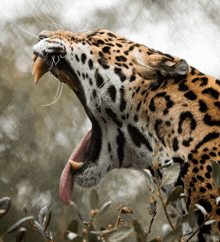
38, 30, 53, 40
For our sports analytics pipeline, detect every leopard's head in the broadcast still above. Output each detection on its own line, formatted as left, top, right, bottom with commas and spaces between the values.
32, 29, 189, 204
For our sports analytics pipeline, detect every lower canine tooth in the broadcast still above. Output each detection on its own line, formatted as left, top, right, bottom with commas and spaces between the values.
68, 160, 83, 170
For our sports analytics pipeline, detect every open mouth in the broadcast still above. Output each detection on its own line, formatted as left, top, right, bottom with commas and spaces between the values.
32, 54, 92, 205
32, 54, 79, 91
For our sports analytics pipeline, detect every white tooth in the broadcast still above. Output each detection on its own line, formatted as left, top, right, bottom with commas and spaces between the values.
32, 56, 49, 83
68, 160, 83, 170
32, 54, 38, 63
32, 57, 48, 75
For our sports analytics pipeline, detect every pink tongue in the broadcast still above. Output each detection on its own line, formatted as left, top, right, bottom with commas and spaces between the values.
59, 130, 91, 204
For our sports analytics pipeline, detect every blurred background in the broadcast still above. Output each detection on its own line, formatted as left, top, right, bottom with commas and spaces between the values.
1, 0, 220, 241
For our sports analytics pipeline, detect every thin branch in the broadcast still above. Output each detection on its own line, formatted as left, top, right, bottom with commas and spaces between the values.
115, 205, 123, 228
153, 163, 174, 230
145, 211, 157, 237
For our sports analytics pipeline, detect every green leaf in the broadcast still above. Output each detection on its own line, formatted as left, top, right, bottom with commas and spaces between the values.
67, 220, 79, 233
188, 206, 196, 229
216, 196, 220, 204
87, 224, 98, 242
210, 160, 220, 188
143, 169, 156, 192
157, 160, 173, 169
176, 213, 188, 228
43, 209, 52, 232
7, 216, 34, 234
180, 193, 186, 198
64, 231, 69, 240
89, 189, 99, 210
87, 234, 98, 242
38, 206, 53, 238
65, 233, 83, 242
67, 232, 78, 241
97, 201, 112, 218
71, 201, 85, 222
132, 219, 146, 242
163, 225, 182, 242
161, 163, 180, 186
87, 233, 98, 242
0, 197, 11, 219
16, 228, 26, 242
149, 239, 161, 242
194, 204, 207, 216
72, 236, 83, 242
149, 196, 157, 215
64, 220, 79, 240
45, 229, 53, 240
38, 205, 49, 226
34, 221, 47, 239
105, 226, 134, 242
89, 228, 117, 235
166, 186, 183, 205
204, 220, 217, 226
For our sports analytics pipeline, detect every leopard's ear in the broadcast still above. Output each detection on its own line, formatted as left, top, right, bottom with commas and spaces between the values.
136, 51, 189, 76
157, 57, 189, 76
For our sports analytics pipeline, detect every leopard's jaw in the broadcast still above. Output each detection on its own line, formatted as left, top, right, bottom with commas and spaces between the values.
32, 33, 153, 189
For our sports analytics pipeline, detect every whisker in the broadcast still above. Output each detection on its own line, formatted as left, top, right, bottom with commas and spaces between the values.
42, 82, 64, 107
54, 81, 61, 100
42, 10, 63, 30
48, 56, 55, 70
88, 77, 112, 109
95, 99, 102, 109
47, 74, 54, 83
33, 16, 47, 29
99, 77, 111, 89
14, 23, 39, 40
54, 56, 60, 66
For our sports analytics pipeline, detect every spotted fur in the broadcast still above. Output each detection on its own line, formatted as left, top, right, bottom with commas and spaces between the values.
33, 29, 220, 235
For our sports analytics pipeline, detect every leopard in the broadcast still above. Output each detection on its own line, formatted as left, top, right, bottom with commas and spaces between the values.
32, 29, 220, 237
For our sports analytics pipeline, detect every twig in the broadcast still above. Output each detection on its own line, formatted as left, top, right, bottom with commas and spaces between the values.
115, 205, 123, 228
82, 209, 99, 239
153, 163, 174, 230
89, 209, 99, 226
145, 211, 157, 237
